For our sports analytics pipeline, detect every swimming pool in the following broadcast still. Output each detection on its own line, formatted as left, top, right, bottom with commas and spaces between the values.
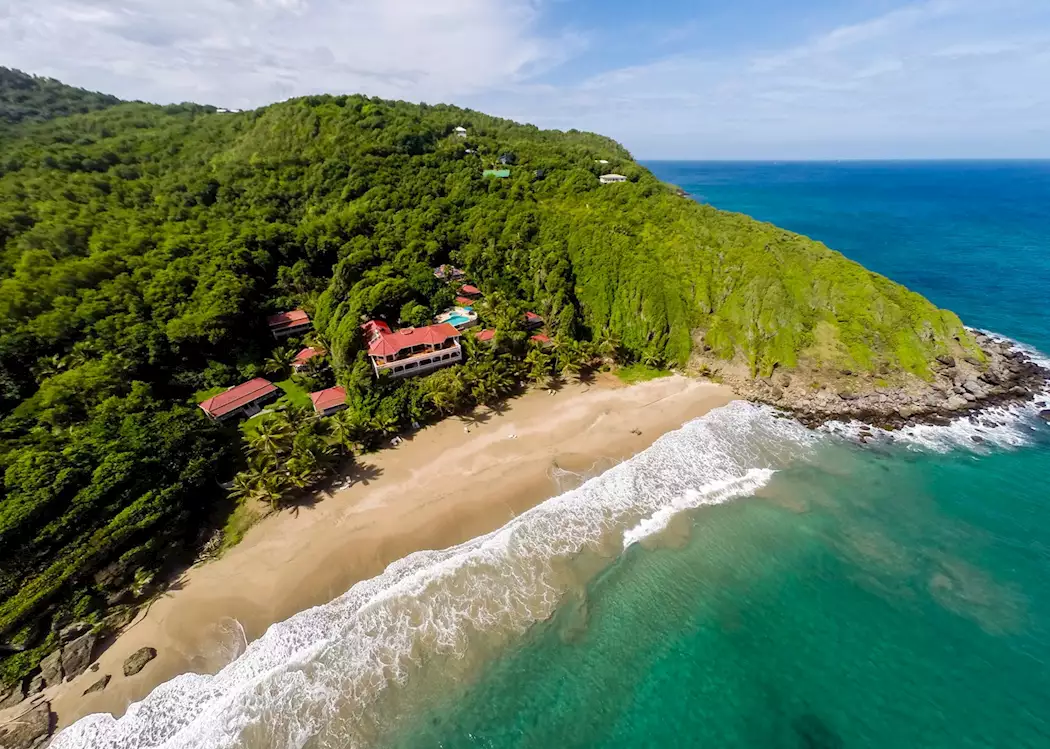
446, 314, 472, 327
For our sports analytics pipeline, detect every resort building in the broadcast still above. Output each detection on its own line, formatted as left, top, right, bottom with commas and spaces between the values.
530, 334, 552, 346
292, 347, 324, 372
435, 305, 478, 330
474, 329, 496, 344
267, 310, 312, 339
600, 174, 627, 185
361, 319, 392, 346
454, 126, 468, 138
310, 386, 348, 417
433, 265, 466, 282
524, 311, 544, 329
455, 296, 477, 308
368, 323, 463, 379
199, 378, 279, 422
460, 284, 482, 299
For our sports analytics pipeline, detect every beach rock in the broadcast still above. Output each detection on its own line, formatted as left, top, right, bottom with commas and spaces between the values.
936, 355, 956, 368
26, 674, 44, 697
963, 355, 982, 366
123, 647, 157, 677
1039, 410, 1050, 422
963, 379, 985, 396
38, 650, 63, 688
0, 701, 53, 749
0, 681, 25, 710
82, 674, 111, 696
60, 632, 96, 681
58, 622, 91, 644
971, 435, 985, 444
945, 395, 969, 411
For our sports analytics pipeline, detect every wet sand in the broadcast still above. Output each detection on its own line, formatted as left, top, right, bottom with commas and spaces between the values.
45, 376, 735, 728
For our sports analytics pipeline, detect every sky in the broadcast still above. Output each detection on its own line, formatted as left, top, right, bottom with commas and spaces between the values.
1, 0, 1049, 159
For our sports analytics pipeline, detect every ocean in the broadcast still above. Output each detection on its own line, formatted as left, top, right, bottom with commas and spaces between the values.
53, 162, 1050, 749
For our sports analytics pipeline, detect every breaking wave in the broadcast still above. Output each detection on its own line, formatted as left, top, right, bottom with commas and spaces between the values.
51, 402, 817, 749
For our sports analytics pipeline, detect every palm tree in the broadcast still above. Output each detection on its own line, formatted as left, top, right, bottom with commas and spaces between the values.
264, 346, 297, 376
228, 472, 258, 503
250, 419, 292, 459
254, 474, 287, 512
597, 331, 622, 364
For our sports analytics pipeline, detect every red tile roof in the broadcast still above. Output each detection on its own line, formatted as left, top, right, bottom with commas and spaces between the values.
361, 320, 392, 343
267, 309, 311, 330
475, 329, 496, 342
367, 323, 462, 357
455, 296, 476, 307
460, 284, 481, 296
530, 334, 551, 344
525, 312, 543, 324
199, 378, 278, 419
310, 386, 347, 414
293, 347, 324, 366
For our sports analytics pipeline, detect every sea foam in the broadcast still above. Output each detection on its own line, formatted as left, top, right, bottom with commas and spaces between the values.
51, 402, 817, 749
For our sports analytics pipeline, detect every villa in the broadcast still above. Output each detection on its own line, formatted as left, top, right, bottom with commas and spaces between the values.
292, 347, 324, 372
310, 386, 348, 416
475, 329, 496, 344
199, 378, 279, 421
361, 319, 392, 345
454, 126, 468, 138
530, 334, 552, 346
368, 322, 463, 379
524, 311, 544, 329
267, 309, 312, 339
460, 284, 482, 299
600, 174, 627, 185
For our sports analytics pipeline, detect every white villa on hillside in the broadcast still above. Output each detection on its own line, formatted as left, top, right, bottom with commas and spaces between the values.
600, 174, 627, 184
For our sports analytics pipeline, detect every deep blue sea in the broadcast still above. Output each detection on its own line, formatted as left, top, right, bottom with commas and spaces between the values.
54, 163, 1050, 749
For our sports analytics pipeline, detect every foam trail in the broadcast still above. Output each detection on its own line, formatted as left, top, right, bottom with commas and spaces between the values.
52, 402, 817, 749
622, 469, 776, 549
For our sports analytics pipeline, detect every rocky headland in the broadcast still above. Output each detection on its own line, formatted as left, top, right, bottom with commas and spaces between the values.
706, 331, 1050, 430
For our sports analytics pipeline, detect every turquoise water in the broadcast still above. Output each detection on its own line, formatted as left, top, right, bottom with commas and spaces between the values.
53, 163, 1050, 749
389, 163, 1050, 749
446, 314, 472, 327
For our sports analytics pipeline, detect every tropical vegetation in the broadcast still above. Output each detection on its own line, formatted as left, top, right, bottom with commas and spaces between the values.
0, 68, 977, 687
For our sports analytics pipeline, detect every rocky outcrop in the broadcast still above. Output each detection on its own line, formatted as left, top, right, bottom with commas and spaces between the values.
0, 701, 53, 749
0, 682, 25, 710
717, 332, 1050, 430
123, 647, 157, 677
60, 632, 97, 682
37, 650, 63, 688
83, 674, 111, 696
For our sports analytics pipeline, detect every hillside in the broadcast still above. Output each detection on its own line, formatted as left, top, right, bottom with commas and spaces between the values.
0, 67, 122, 127
0, 88, 1010, 693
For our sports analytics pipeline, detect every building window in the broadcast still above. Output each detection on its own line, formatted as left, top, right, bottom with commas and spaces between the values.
405, 362, 418, 370
394, 366, 404, 373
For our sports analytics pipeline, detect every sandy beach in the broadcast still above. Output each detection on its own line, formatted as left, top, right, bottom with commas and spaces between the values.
39, 375, 734, 729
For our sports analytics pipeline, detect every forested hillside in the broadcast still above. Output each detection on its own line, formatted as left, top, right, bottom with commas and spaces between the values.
0, 67, 122, 127
0, 87, 977, 689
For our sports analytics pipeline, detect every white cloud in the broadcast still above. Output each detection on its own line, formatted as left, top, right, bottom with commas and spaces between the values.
472, 0, 1050, 158
0, 0, 569, 108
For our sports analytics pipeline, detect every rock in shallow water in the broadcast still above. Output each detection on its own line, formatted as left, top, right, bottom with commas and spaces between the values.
123, 646, 157, 677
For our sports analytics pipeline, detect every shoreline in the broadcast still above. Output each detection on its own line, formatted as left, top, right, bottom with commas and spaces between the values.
39, 376, 735, 730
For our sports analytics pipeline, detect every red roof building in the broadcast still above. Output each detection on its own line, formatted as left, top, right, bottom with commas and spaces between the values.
267, 310, 312, 339
530, 334, 551, 345
455, 296, 477, 308
199, 378, 279, 421
460, 284, 482, 297
361, 319, 392, 345
475, 329, 496, 343
310, 386, 348, 416
524, 311, 544, 329
292, 347, 324, 372
368, 323, 463, 379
